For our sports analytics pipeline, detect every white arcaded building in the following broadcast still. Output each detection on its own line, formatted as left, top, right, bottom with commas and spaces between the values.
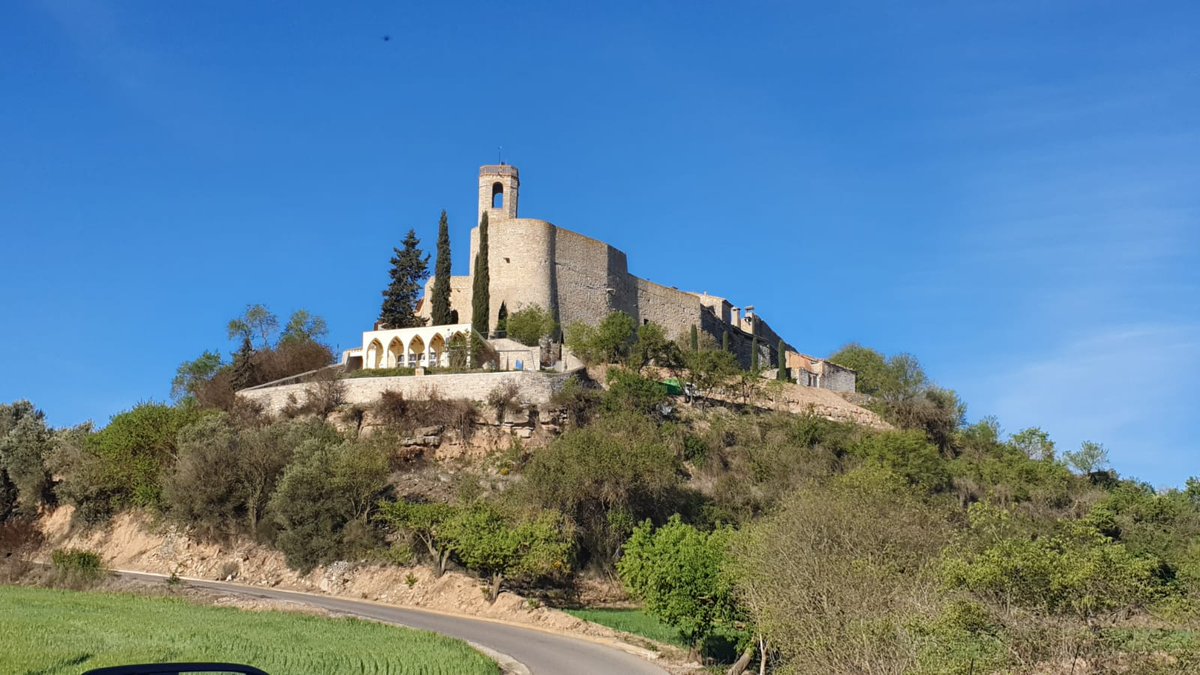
342, 324, 474, 370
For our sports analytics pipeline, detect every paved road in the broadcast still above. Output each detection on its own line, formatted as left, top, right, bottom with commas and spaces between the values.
117, 571, 668, 675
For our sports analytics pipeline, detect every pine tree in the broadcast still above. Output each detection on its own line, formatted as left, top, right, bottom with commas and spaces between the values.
430, 210, 453, 326
472, 212, 490, 336
380, 229, 429, 329
751, 336, 759, 371
689, 325, 699, 352
231, 335, 257, 390
777, 339, 789, 381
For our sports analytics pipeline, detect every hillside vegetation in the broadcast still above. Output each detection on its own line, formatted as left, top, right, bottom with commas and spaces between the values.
3, 307, 1200, 674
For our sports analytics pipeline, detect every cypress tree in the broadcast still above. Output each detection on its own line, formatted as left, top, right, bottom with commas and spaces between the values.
722, 330, 730, 353
380, 229, 429, 328
471, 212, 490, 336
689, 324, 699, 352
231, 335, 257, 389
777, 339, 789, 381
430, 210, 453, 325
751, 336, 759, 371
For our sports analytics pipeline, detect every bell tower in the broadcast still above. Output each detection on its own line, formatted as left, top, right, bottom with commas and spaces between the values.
478, 164, 519, 224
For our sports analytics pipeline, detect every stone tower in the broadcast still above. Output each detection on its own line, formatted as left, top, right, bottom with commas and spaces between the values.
478, 164, 519, 224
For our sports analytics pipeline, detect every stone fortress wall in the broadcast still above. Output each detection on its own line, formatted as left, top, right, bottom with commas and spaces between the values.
417, 165, 835, 384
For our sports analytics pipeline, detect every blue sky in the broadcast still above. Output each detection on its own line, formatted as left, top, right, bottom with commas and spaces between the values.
2, 1, 1197, 486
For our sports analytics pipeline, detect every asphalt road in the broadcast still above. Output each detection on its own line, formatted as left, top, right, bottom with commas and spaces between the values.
117, 571, 668, 675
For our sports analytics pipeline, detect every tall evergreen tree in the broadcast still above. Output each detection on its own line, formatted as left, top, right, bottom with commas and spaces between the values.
472, 212, 490, 336
777, 339, 789, 381
380, 229, 429, 329
721, 330, 730, 353
231, 335, 258, 390
751, 336, 759, 370
430, 210, 453, 326
689, 325, 699, 352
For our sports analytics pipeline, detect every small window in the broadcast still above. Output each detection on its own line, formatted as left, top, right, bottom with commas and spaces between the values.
492, 182, 504, 208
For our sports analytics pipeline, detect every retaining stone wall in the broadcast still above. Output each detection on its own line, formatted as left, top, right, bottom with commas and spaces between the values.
240, 370, 571, 415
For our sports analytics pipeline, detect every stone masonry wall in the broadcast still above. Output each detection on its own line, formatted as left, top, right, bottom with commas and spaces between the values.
241, 371, 571, 416
551, 226, 635, 329
634, 277, 704, 341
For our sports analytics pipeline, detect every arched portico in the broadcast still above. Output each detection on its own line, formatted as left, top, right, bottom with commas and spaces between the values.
386, 337, 404, 369
408, 335, 426, 367
359, 324, 474, 371
365, 340, 383, 369
429, 334, 446, 367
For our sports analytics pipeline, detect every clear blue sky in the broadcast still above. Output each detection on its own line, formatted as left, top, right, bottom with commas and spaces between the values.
2, 1, 1197, 486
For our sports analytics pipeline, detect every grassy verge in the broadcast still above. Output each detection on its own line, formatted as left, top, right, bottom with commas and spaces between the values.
0, 585, 498, 675
563, 607, 688, 648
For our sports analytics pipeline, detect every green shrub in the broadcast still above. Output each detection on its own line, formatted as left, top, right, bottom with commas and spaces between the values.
0, 401, 53, 516
850, 429, 951, 494
51, 403, 203, 521
440, 502, 575, 602
565, 312, 637, 365
942, 504, 1166, 623
51, 548, 105, 588
547, 376, 600, 428
618, 516, 740, 653
521, 413, 682, 566
269, 439, 391, 572
602, 368, 667, 416
506, 305, 557, 346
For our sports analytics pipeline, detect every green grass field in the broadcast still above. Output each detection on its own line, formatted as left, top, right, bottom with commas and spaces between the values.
0, 585, 498, 675
562, 607, 687, 648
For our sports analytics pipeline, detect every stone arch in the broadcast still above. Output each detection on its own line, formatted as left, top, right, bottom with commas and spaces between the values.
429, 333, 447, 367
492, 182, 504, 209
407, 335, 426, 367
366, 339, 383, 369
385, 337, 404, 369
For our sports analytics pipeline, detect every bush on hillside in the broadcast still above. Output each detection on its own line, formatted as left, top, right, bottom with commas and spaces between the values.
0, 401, 54, 517
372, 389, 479, 439
602, 368, 667, 417
565, 312, 637, 365
164, 416, 337, 541
50, 404, 203, 522
440, 501, 574, 602
692, 412, 857, 523
618, 516, 741, 655
728, 468, 952, 674
269, 438, 391, 572
506, 305, 557, 346
943, 504, 1165, 625
849, 429, 951, 494
520, 412, 684, 566
51, 547, 105, 589
547, 376, 601, 428
627, 321, 681, 372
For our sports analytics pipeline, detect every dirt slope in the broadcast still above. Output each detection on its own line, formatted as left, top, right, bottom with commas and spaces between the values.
35, 507, 685, 663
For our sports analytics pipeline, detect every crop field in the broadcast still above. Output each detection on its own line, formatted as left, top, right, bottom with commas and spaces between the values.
0, 585, 498, 675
